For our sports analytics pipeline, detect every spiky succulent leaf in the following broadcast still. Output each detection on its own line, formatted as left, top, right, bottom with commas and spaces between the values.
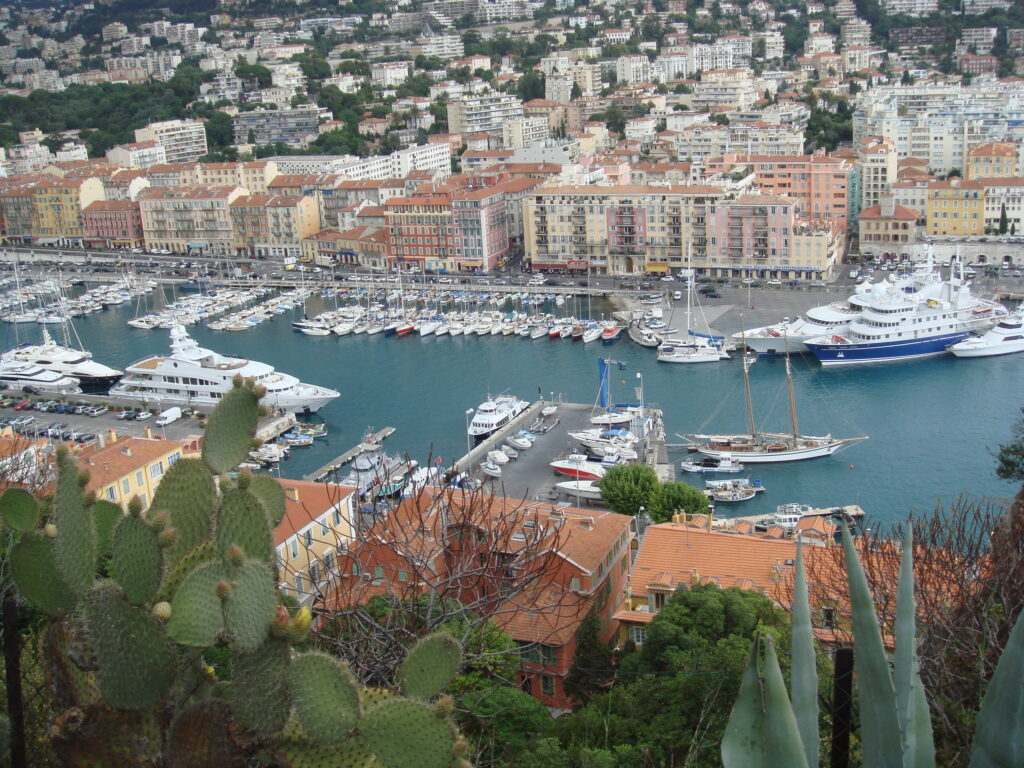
0, 487, 40, 532
111, 514, 162, 605
166, 700, 249, 768
158, 540, 216, 603
397, 632, 462, 700
271, 718, 381, 768
217, 488, 273, 564
288, 652, 360, 745
92, 500, 122, 558
10, 534, 76, 616
361, 698, 458, 768
150, 458, 217, 571
167, 560, 227, 647
84, 581, 175, 710
721, 633, 809, 768
248, 473, 287, 528
222, 559, 276, 651
911, 666, 936, 768
232, 637, 291, 736
791, 543, 819, 768
202, 385, 260, 474
968, 607, 1024, 768
840, 522, 903, 768
894, 526, 918, 764
53, 451, 97, 597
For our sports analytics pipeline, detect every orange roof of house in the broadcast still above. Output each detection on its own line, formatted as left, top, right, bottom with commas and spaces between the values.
272, 479, 355, 545
76, 436, 184, 493
969, 142, 1017, 158
859, 203, 919, 220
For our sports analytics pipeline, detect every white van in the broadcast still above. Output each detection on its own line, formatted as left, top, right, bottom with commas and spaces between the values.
849, 269, 860, 279
155, 407, 182, 426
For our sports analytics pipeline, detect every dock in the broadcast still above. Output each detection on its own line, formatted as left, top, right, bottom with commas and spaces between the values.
304, 427, 395, 482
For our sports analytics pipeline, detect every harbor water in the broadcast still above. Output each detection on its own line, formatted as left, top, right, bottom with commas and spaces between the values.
17, 287, 1021, 527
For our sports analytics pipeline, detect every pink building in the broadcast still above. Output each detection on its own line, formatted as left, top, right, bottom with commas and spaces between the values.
704, 150, 853, 222
82, 199, 144, 248
707, 193, 796, 271
451, 183, 513, 272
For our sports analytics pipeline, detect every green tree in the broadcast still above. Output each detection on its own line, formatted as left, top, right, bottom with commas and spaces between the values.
202, 110, 234, 150
650, 481, 708, 523
596, 463, 658, 517
996, 407, 1024, 483
571, 81, 582, 100
235, 61, 272, 88
564, 612, 616, 706
459, 685, 552, 766
999, 203, 1009, 234
516, 70, 545, 101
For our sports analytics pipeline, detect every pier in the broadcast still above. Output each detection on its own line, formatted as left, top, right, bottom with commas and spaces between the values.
304, 426, 396, 482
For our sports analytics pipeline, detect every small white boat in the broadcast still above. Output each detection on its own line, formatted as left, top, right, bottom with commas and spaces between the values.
541, 404, 558, 417
705, 478, 765, 493
555, 479, 604, 501
708, 487, 757, 503
550, 453, 605, 480
949, 316, 1024, 358
481, 461, 503, 478
582, 326, 603, 344
680, 453, 744, 473
506, 435, 531, 450
487, 450, 509, 465
773, 503, 815, 529
590, 409, 633, 426
501, 444, 519, 459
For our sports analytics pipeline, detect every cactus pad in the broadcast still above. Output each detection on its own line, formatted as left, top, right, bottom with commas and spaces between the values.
360, 698, 457, 768
157, 540, 216, 604
53, 451, 97, 597
84, 581, 175, 711
111, 514, 162, 605
397, 633, 462, 700
222, 559, 277, 651
232, 637, 291, 736
248, 473, 287, 527
43, 619, 100, 710
0, 486, 40, 532
150, 458, 217, 570
51, 704, 163, 768
167, 561, 227, 647
202, 386, 260, 474
10, 534, 77, 616
288, 651, 361, 745
217, 488, 273, 564
272, 719, 382, 768
92, 500, 122, 558
166, 700, 250, 768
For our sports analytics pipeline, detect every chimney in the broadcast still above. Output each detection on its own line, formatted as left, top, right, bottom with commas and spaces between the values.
121, 447, 132, 457
880, 192, 895, 218
578, 517, 593, 531
145, 427, 153, 439
107, 429, 117, 443
285, 486, 299, 502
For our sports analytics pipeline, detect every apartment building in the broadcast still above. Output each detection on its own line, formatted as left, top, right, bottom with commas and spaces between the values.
79, 434, 184, 511
232, 106, 330, 148
301, 226, 389, 269
370, 60, 413, 88
134, 119, 208, 164
689, 41, 736, 72
273, 480, 357, 605
859, 195, 919, 261
691, 69, 758, 112
616, 54, 654, 85
384, 193, 457, 272
10, 176, 107, 247
524, 99, 567, 130
882, 0, 937, 15
856, 136, 898, 212
412, 34, 464, 61
966, 142, 1020, 180
229, 194, 320, 259
450, 185, 512, 272
673, 123, 805, 161
841, 18, 872, 48
544, 74, 573, 105
447, 94, 524, 136
138, 185, 247, 255
106, 141, 167, 171
82, 200, 145, 248
978, 178, 1024, 233
502, 117, 550, 149
705, 151, 854, 222
925, 178, 985, 236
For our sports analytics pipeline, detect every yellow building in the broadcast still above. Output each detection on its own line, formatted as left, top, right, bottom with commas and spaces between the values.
229, 193, 321, 259
272, 480, 357, 605
925, 178, 985, 236
77, 434, 185, 511
138, 185, 248, 256
966, 142, 1019, 181
0, 176, 107, 247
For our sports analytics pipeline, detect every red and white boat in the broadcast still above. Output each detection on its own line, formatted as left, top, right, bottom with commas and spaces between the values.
550, 453, 606, 480
395, 321, 415, 336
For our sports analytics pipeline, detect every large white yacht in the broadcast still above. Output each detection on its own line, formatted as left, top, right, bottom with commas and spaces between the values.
3, 328, 122, 392
110, 325, 339, 413
0, 360, 81, 394
467, 394, 530, 441
949, 315, 1024, 358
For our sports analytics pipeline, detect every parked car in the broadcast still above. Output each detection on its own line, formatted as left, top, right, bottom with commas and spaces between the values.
704, 290, 722, 298
787, 279, 801, 287
13, 400, 31, 411
767, 279, 782, 287
135, 411, 153, 420
116, 410, 133, 420
86, 406, 108, 417
698, 285, 716, 294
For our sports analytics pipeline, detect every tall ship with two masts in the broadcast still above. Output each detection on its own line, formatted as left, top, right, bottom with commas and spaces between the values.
111, 325, 339, 413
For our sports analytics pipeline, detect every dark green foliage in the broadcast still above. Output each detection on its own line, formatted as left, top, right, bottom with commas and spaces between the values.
597, 463, 660, 517
397, 632, 462, 700
232, 638, 291, 736
361, 698, 457, 768
288, 652, 361, 745
202, 384, 260, 474
651, 481, 708, 522
84, 582, 175, 711
53, 450, 97, 598
0, 486, 40, 532
10, 534, 76, 616
111, 514, 162, 605
996, 407, 1024, 483
564, 612, 616, 706
217, 487, 273, 563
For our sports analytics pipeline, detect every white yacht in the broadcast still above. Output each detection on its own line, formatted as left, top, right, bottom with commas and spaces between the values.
467, 394, 530, 441
3, 328, 122, 392
110, 325, 339, 413
736, 287, 869, 355
0, 360, 81, 394
949, 316, 1024, 358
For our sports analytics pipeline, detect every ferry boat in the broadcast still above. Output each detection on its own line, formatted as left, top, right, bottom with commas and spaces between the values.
110, 325, 339, 413
467, 393, 530, 441
949, 315, 1024, 358
3, 327, 122, 392
0, 360, 81, 394
804, 257, 1007, 366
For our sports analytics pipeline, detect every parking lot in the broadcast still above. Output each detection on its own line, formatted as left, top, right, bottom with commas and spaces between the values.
0, 398, 202, 446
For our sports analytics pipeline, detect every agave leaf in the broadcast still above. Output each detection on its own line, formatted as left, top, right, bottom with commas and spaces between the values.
894, 526, 917, 764
968, 607, 1024, 768
840, 522, 903, 768
910, 665, 936, 768
721, 633, 810, 768
791, 542, 819, 768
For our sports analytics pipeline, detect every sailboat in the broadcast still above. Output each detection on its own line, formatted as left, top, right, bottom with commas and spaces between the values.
657, 246, 727, 364
589, 357, 635, 426
683, 325, 867, 462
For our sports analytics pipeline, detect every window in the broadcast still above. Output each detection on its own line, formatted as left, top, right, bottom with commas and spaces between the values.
167, 452, 180, 466
352, 563, 361, 576
374, 566, 384, 579
106, 486, 117, 502
122, 478, 131, 495
310, 561, 319, 583
323, 551, 333, 570
135, 470, 144, 487
149, 461, 164, 480
541, 676, 555, 696
295, 573, 304, 594
290, 539, 298, 559
398, 569, 409, 582
320, 521, 328, 536
570, 576, 581, 592
304, 530, 312, 548
649, 590, 668, 611
333, 507, 342, 526
628, 625, 647, 646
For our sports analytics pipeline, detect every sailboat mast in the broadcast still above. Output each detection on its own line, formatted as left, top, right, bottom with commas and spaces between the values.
784, 332, 799, 438
739, 316, 756, 437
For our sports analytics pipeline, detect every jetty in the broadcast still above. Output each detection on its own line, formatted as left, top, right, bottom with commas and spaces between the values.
304, 427, 396, 482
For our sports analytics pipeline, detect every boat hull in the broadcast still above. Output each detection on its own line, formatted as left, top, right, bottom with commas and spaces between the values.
550, 462, 603, 480
950, 338, 1024, 358
694, 441, 846, 463
806, 332, 968, 366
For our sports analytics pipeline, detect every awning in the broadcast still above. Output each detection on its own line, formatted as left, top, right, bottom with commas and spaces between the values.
646, 262, 669, 273
530, 262, 566, 270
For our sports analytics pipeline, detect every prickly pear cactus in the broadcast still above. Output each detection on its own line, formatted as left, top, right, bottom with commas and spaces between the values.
3, 377, 470, 768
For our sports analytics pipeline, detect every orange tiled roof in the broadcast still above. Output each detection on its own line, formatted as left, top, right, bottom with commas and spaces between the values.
272, 479, 355, 545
